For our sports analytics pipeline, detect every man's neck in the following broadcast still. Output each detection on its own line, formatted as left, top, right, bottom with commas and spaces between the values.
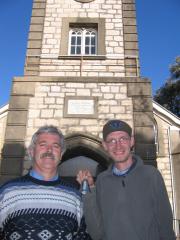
30, 169, 58, 181
114, 157, 133, 171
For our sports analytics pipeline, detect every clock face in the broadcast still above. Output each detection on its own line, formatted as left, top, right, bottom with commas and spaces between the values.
74, 0, 94, 2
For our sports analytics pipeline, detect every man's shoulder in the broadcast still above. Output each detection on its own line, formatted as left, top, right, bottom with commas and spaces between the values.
137, 163, 163, 181
141, 163, 159, 173
134, 154, 160, 175
0, 174, 29, 191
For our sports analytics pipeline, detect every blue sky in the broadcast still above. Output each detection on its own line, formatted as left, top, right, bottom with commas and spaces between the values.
0, 0, 180, 107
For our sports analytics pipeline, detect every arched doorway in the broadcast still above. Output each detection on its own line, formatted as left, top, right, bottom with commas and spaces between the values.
59, 133, 109, 181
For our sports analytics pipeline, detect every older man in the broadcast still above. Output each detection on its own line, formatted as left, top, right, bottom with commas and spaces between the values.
0, 125, 91, 240
77, 119, 176, 240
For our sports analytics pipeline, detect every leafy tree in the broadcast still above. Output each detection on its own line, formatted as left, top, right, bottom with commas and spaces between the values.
169, 56, 180, 80
154, 57, 180, 117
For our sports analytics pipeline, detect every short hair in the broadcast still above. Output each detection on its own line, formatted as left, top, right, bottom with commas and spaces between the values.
28, 125, 66, 154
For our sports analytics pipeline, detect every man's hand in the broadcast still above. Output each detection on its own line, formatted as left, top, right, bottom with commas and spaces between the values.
77, 170, 95, 188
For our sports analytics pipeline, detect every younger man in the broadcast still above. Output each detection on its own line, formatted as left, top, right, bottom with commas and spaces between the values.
77, 119, 175, 240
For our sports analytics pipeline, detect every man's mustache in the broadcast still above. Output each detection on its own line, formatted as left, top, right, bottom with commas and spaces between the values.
40, 152, 55, 160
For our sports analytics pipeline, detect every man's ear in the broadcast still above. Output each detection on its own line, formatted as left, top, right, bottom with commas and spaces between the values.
130, 136, 135, 148
28, 147, 34, 160
102, 141, 108, 151
60, 151, 63, 159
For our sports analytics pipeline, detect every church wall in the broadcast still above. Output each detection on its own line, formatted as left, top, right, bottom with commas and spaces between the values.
25, 0, 139, 77
39, 0, 125, 76
23, 79, 133, 171
154, 112, 180, 235
0, 0, 154, 183
155, 114, 174, 205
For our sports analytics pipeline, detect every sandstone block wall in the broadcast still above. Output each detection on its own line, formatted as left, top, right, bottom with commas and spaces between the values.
23, 79, 133, 171
25, 0, 139, 77
154, 114, 179, 228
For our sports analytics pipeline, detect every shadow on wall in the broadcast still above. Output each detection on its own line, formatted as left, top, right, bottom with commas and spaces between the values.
0, 142, 25, 184
133, 130, 157, 167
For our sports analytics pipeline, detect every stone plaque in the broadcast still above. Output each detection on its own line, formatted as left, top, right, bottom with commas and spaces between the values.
64, 97, 97, 118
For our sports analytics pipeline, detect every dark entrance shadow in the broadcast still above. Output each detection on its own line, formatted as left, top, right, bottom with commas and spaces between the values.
59, 133, 109, 185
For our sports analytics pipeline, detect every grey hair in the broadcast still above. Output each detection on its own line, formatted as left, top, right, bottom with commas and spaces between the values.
28, 125, 66, 155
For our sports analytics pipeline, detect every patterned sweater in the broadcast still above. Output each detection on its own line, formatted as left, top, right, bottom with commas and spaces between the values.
0, 174, 91, 240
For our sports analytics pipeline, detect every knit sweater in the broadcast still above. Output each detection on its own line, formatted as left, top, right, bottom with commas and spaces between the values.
0, 174, 91, 240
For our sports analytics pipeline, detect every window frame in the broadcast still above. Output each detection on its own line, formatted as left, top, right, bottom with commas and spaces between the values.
59, 18, 105, 59
68, 27, 97, 56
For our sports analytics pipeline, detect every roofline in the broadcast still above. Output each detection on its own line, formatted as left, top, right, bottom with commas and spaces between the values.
153, 100, 180, 126
0, 104, 9, 119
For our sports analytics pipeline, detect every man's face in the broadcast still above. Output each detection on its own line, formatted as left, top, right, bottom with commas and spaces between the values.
31, 133, 62, 176
102, 131, 134, 164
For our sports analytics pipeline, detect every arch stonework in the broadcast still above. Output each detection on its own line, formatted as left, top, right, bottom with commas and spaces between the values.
63, 133, 110, 167
58, 133, 109, 179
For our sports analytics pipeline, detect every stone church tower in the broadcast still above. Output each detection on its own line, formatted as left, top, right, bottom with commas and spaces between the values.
1, 0, 156, 182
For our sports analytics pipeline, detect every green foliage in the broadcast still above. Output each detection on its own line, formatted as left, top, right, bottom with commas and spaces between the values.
169, 56, 180, 80
154, 57, 180, 117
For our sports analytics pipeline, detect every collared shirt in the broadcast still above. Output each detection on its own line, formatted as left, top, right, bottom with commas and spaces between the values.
30, 169, 59, 181
112, 157, 137, 176
112, 165, 130, 176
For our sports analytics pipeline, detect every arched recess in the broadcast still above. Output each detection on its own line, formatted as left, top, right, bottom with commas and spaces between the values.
59, 133, 110, 178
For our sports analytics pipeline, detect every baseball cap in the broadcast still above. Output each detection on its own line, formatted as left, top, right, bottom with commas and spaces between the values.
103, 120, 132, 140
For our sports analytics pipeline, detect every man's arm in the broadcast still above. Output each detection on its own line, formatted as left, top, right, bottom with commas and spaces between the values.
76, 170, 103, 240
83, 186, 103, 240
